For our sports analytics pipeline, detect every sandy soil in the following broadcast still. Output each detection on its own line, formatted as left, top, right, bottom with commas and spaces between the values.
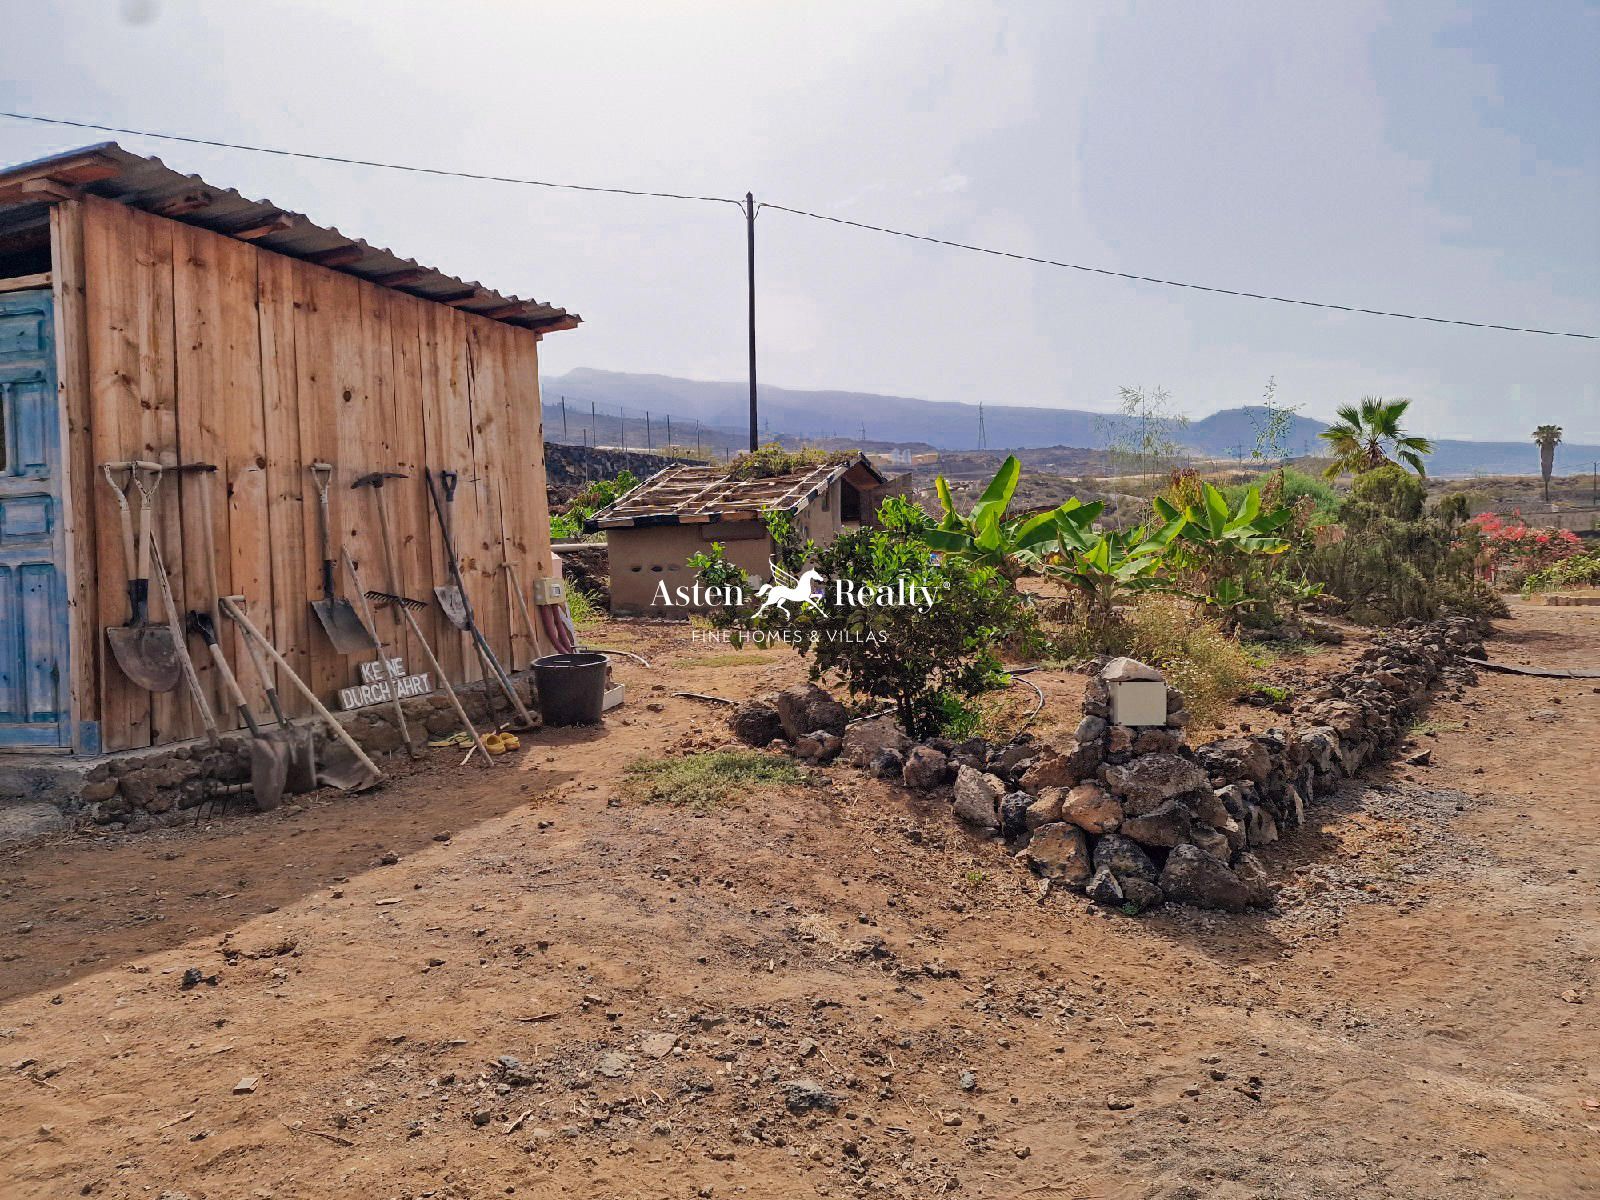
1, 604, 1596, 1199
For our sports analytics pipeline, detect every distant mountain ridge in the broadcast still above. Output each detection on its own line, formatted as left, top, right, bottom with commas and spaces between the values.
546, 368, 1596, 477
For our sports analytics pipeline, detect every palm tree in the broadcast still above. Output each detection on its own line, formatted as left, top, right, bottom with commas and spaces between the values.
1532, 424, 1563, 504
1318, 396, 1434, 479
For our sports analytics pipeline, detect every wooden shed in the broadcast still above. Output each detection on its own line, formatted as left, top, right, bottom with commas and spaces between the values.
0, 143, 578, 757
586, 454, 897, 616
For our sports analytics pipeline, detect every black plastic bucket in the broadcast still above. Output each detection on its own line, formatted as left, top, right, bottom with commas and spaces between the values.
533, 652, 609, 726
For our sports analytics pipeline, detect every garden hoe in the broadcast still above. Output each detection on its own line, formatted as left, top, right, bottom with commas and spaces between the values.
308, 461, 374, 653
424, 468, 535, 730
101, 461, 182, 693
145, 532, 221, 750
175, 460, 313, 796
427, 469, 470, 630
187, 609, 288, 812
343, 550, 421, 760
219, 595, 384, 793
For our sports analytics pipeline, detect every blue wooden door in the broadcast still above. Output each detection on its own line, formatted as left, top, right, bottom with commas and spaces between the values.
0, 287, 69, 749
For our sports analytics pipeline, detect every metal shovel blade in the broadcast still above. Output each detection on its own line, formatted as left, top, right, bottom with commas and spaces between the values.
105, 624, 183, 693
316, 740, 382, 793
434, 585, 469, 630
310, 596, 374, 654
282, 725, 318, 795
249, 732, 291, 813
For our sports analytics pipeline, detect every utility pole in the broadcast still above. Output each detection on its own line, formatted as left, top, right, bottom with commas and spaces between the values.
591, 400, 597, 447
646, 410, 652, 451
621, 407, 627, 454
746, 191, 758, 452
560, 395, 568, 440
666, 414, 672, 448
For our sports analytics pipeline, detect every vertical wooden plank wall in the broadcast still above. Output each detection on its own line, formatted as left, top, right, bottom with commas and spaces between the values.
75, 196, 551, 752
48, 202, 98, 751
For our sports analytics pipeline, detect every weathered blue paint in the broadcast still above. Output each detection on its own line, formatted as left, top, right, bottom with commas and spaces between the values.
0, 287, 69, 749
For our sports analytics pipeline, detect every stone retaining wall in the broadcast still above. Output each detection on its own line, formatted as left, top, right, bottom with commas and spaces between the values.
68, 673, 538, 834
738, 617, 1484, 913
544, 443, 693, 491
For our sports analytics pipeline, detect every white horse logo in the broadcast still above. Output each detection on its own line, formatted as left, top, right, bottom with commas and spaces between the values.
752, 564, 827, 619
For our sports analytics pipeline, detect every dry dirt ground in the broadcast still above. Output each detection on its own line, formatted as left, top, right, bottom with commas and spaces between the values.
1, 604, 1596, 1200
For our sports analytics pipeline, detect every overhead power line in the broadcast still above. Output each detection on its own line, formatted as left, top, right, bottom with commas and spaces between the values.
1, 110, 1593, 341
0, 110, 743, 207
759, 203, 1596, 341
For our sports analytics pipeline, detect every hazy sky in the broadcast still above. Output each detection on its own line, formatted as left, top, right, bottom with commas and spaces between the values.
2, 0, 1596, 440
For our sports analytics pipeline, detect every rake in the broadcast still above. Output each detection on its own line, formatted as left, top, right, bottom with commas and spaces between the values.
364, 589, 495, 765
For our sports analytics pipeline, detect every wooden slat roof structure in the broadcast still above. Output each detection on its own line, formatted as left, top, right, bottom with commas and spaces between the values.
0, 143, 579, 333
587, 454, 886, 529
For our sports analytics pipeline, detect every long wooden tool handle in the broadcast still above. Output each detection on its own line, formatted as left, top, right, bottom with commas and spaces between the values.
220, 596, 383, 783
390, 593, 496, 766
148, 534, 220, 747
344, 551, 417, 758
101, 464, 138, 580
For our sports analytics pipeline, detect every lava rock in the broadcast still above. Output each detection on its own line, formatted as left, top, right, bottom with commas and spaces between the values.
1121, 878, 1165, 912
869, 747, 905, 779
999, 791, 1034, 841
1086, 865, 1125, 907
902, 745, 949, 791
1058, 781, 1123, 834
1158, 844, 1249, 912
1118, 800, 1192, 848
728, 697, 783, 747
951, 765, 1004, 829
783, 1078, 841, 1114
776, 683, 848, 742
793, 731, 842, 763
1023, 790, 1064, 831
1092, 833, 1160, 883
1197, 737, 1273, 786
842, 716, 911, 767
1025, 822, 1092, 886
1104, 754, 1211, 815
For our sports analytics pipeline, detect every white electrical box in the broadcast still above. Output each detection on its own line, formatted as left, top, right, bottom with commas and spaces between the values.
1111, 680, 1168, 727
532, 577, 567, 604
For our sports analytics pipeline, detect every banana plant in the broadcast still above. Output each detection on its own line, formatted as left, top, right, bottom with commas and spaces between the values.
1044, 510, 1186, 626
922, 456, 1104, 577
1154, 482, 1292, 557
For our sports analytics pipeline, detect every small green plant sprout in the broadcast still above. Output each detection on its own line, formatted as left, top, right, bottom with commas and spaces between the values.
621, 751, 804, 811
1251, 682, 1291, 704
963, 868, 988, 889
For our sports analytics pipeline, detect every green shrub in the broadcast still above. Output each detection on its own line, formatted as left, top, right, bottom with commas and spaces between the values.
1307, 465, 1503, 623
691, 515, 1034, 740
1522, 548, 1600, 594
1110, 595, 1253, 727
551, 470, 639, 542
727, 443, 851, 481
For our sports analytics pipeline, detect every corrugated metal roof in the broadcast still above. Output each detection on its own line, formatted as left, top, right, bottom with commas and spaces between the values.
0, 142, 579, 333
586, 454, 888, 529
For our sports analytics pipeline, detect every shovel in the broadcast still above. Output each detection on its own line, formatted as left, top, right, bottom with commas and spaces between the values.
102, 461, 182, 693
308, 461, 374, 653
188, 611, 289, 812
429, 470, 470, 629
178, 461, 317, 796
220, 595, 384, 792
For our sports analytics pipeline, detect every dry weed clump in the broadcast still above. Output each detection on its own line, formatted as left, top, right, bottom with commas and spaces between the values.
1113, 595, 1252, 727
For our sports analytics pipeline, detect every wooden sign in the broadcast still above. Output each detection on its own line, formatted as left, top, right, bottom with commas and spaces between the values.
338, 656, 434, 710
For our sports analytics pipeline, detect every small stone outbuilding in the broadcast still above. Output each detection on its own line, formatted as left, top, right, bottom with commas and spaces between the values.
587, 454, 903, 616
